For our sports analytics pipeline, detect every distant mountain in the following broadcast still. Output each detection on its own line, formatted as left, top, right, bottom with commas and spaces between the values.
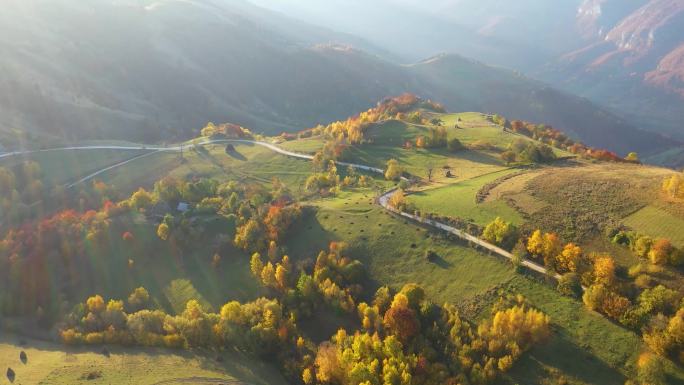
0, 0, 679, 165
251, 0, 684, 144
539, 0, 684, 140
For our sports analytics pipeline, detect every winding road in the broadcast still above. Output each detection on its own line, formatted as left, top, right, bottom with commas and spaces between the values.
1, 139, 556, 279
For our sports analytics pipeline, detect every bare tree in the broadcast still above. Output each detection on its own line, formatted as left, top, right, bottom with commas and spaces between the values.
426, 163, 435, 182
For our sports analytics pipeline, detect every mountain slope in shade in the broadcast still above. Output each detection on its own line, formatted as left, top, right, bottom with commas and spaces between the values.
0, 0, 680, 167
411, 54, 677, 158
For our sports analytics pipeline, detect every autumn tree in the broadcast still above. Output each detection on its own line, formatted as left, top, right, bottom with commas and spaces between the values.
388, 189, 408, 211
250, 253, 264, 278
129, 188, 155, 210
625, 152, 640, 163
526, 230, 544, 257
385, 159, 403, 181
556, 243, 582, 273
593, 255, 616, 286
383, 293, 420, 343
127, 287, 151, 312
649, 239, 673, 265
157, 223, 170, 241
482, 217, 518, 249
234, 219, 266, 251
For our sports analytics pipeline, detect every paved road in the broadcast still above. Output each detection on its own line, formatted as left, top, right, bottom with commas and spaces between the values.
378, 189, 558, 278
1, 139, 556, 279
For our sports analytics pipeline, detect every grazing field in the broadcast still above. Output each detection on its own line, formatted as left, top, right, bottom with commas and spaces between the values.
522, 163, 668, 242
346, 144, 507, 182
33, 211, 263, 316
0, 334, 287, 385
408, 169, 524, 225
286, 191, 517, 306
278, 137, 326, 154
503, 276, 674, 385
97, 143, 316, 197
623, 205, 684, 248
0, 149, 150, 186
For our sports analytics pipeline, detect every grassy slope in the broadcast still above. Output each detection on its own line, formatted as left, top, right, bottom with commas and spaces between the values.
0, 334, 288, 385
0, 149, 150, 187
624, 205, 684, 248
409, 169, 524, 226
51, 211, 263, 315
100, 143, 315, 198
288, 191, 516, 304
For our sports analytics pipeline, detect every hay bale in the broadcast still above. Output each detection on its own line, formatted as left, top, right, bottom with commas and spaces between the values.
19, 351, 27, 364
7, 367, 15, 382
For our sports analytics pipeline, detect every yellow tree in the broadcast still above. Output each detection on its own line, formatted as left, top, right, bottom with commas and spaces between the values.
250, 253, 264, 278
261, 262, 277, 288
527, 230, 544, 257
556, 243, 582, 273
275, 264, 289, 291
86, 295, 106, 314
385, 159, 403, 181
593, 255, 616, 286
649, 239, 673, 265
156, 223, 170, 241
388, 189, 407, 210
541, 233, 562, 260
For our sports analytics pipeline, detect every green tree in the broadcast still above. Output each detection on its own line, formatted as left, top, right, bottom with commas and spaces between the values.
447, 137, 464, 152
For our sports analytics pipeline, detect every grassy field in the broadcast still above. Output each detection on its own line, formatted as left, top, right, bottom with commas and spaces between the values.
288, 191, 517, 306
408, 169, 524, 226
623, 205, 684, 248
0, 334, 287, 385
39, 211, 263, 316
0, 149, 150, 187
502, 276, 681, 385
95, 143, 316, 198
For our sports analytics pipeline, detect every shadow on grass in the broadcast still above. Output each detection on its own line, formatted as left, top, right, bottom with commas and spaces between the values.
429, 255, 452, 269
225, 149, 247, 161
506, 331, 627, 385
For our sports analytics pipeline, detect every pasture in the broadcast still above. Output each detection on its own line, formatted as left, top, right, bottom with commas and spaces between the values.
0, 334, 287, 385
408, 169, 524, 226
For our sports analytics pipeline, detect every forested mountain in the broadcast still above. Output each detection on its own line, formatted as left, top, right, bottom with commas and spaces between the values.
0, 0, 680, 164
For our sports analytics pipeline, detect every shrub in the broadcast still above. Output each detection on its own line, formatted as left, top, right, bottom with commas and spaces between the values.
447, 138, 464, 153
557, 273, 582, 298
